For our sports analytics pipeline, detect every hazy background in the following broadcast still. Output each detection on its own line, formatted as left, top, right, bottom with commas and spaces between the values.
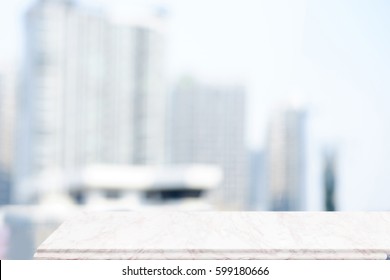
2, 0, 389, 210
1, 0, 390, 260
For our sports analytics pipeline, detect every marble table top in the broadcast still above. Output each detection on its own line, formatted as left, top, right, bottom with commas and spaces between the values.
35, 211, 390, 260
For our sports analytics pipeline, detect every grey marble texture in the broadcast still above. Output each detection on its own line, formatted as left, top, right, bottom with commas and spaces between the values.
35, 211, 390, 259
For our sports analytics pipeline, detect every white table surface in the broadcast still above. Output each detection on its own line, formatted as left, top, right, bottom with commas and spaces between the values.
35, 211, 390, 260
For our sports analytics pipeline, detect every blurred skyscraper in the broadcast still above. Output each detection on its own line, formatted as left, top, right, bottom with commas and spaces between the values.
169, 78, 248, 210
15, 0, 166, 203
16, 0, 106, 202
248, 150, 266, 210
0, 65, 16, 206
323, 148, 337, 211
109, 18, 166, 165
266, 104, 306, 211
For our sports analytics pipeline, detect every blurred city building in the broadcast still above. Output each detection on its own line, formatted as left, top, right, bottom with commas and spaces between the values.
323, 148, 337, 211
15, 0, 166, 203
108, 16, 166, 165
266, 103, 306, 211
0, 64, 16, 206
168, 78, 248, 210
248, 150, 266, 210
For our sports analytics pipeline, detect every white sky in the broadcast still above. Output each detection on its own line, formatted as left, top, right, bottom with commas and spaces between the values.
1, 0, 390, 210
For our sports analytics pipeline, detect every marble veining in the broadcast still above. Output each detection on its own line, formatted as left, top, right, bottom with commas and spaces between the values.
35, 212, 390, 260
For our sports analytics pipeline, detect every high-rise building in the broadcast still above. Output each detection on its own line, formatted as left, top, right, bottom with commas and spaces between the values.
16, 0, 166, 203
0, 65, 16, 205
323, 148, 337, 211
266, 104, 306, 211
108, 18, 166, 165
248, 150, 266, 210
16, 0, 107, 203
169, 78, 248, 210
